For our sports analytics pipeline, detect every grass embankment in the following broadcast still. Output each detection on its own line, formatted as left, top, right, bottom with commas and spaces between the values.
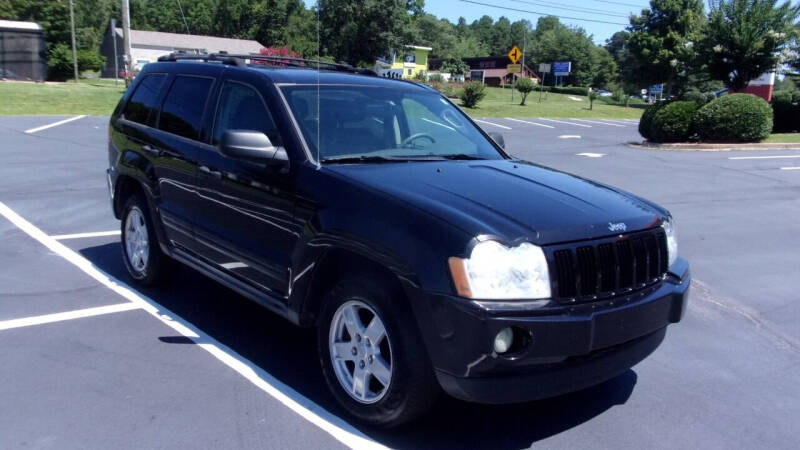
459, 86, 646, 119
0, 79, 125, 116
764, 133, 800, 143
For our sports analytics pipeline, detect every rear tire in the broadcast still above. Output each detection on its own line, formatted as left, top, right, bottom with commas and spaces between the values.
120, 194, 175, 285
318, 275, 440, 428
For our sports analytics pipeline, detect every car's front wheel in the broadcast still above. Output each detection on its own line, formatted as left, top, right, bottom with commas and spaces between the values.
318, 276, 439, 427
120, 194, 174, 284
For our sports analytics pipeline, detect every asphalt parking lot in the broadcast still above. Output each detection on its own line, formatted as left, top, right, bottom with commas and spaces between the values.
1, 114, 799, 449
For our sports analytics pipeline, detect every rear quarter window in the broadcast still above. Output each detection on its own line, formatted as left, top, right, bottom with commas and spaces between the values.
122, 74, 166, 125
158, 75, 214, 141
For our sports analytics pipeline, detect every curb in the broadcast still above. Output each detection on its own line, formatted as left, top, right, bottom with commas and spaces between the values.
627, 141, 800, 152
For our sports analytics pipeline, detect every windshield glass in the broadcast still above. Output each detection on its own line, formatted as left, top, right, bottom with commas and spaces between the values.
279, 85, 504, 163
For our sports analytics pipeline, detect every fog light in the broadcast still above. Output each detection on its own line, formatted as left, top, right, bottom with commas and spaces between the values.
493, 327, 514, 354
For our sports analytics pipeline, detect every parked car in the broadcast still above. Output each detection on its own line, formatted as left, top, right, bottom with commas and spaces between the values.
597, 89, 613, 97
107, 53, 690, 427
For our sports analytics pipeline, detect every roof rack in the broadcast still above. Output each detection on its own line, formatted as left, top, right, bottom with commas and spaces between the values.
156, 52, 376, 76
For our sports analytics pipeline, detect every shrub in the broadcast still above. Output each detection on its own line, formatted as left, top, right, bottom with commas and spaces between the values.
611, 89, 625, 103
533, 85, 589, 96
428, 73, 445, 84
694, 94, 773, 142
680, 90, 712, 105
638, 100, 671, 141
514, 77, 535, 105
771, 90, 800, 133
587, 88, 598, 110
460, 81, 486, 108
440, 58, 469, 76
46, 43, 106, 80
648, 101, 701, 142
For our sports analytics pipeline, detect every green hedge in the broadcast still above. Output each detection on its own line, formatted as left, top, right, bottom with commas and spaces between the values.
533, 85, 590, 96
694, 94, 773, 142
771, 90, 800, 133
638, 101, 671, 141
649, 101, 701, 142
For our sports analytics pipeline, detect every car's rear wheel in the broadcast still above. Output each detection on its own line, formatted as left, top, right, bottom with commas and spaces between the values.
120, 194, 174, 284
318, 276, 439, 427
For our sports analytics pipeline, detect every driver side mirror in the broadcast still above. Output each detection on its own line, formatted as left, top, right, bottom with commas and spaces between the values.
220, 130, 289, 169
488, 132, 505, 149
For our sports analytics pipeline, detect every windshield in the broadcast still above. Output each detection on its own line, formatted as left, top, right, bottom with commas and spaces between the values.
279, 84, 504, 163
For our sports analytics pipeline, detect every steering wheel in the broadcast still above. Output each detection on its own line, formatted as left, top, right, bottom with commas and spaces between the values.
400, 133, 436, 148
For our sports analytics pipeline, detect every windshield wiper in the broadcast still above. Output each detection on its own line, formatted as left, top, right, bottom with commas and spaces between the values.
438, 154, 488, 160
321, 155, 449, 164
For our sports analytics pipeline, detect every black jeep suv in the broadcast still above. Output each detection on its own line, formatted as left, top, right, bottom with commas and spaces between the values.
107, 53, 690, 427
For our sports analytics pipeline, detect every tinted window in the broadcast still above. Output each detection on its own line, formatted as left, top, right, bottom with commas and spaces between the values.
158, 75, 214, 140
123, 74, 166, 125
212, 82, 281, 146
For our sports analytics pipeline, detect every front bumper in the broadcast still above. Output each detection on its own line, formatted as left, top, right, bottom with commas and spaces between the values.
416, 258, 690, 404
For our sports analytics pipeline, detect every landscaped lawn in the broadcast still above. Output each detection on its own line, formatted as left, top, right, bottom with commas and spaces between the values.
764, 133, 800, 143
458, 86, 646, 119
0, 79, 126, 116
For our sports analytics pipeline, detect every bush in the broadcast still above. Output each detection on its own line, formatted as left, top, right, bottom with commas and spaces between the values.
693, 94, 773, 142
47, 43, 106, 80
434, 82, 462, 99
648, 101, 701, 142
680, 90, 712, 105
533, 85, 589, 96
611, 89, 625, 104
428, 73, 445, 84
638, 101, 671, 141
514, 77, 535, 105
460, 81, 486, 108
771, 90, 800, 133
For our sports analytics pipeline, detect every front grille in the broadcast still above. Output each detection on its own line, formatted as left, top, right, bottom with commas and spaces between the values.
548, 227, 668, 301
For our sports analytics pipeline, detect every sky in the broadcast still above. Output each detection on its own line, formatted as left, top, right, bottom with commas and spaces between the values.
424, 0, 800, 46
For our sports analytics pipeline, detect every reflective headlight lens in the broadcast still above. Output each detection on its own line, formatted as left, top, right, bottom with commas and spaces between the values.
449, 241, 551, 299
662, 218, 678, 268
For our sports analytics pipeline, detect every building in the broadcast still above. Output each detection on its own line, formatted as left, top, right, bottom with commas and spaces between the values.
100, 27, 264, 77
429, 56, 539, 87
374, 45, 432, 79
0, 20, 46, 81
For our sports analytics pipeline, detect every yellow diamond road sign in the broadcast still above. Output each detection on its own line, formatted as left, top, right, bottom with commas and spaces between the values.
508, 45, 522, 64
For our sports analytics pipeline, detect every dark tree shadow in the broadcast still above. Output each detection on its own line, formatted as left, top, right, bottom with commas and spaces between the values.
80, 242, 638, 448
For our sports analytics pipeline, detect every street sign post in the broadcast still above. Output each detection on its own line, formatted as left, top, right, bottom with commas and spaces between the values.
538, 63, 551, 73
508, 45, 522, 64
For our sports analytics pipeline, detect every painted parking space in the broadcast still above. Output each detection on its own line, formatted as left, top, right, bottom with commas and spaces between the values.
1, 115, 799, 448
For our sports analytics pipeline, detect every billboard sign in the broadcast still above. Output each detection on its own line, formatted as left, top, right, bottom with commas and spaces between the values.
538, 63, 551, 73
649, 84, 664, 94
553, 61, 571, 76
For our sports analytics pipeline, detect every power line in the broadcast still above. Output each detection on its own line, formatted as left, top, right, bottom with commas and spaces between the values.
589, 0, 646, 8
176, 0, 190, 34
457, 0, 629, 26
510, 0, 630, 18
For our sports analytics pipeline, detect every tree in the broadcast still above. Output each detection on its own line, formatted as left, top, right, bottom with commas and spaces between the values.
627, 0, 706, 96
318, 0, 423, 66
440, 58, 469, 76
530, 17, 596, 86
702, 0, 800, 91
590, 46, 618, 88
515, 77, 534, 105
588, 88, 598, 110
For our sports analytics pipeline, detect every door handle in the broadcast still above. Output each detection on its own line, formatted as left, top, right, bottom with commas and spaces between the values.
141, 144, 160, 156
198, 165, 222, 179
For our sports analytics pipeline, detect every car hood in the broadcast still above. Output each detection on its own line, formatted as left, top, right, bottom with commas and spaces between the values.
326, 159, 665, 245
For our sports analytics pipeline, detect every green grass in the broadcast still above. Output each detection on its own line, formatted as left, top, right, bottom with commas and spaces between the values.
764, 133, 800, 143
459, 86, 645, 119
0, 79, 125, 116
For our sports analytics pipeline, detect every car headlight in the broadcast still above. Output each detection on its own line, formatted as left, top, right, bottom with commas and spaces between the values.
448, 241, 551, 299
661, 218, 678, 268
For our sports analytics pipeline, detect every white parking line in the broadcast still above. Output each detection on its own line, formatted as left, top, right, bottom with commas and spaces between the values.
504, 118, 554, 128
0, 201, 387, 450
780, 166, 800, 170
474, 119, 511, 130
24, 115, 87, 134
729, 155, 800, 160
52, 230, 121, 240
569, 118, 624, 127
0, 303, 141, 331
559, 135, 581, 139
537, 118, 592, 128
576, 152, 606, 158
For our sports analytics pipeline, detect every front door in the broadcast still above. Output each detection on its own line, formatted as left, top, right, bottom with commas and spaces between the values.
192, 75, 300, 297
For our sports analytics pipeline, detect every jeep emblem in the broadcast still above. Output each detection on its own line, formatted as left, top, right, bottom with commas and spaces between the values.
608, 222, 627, 232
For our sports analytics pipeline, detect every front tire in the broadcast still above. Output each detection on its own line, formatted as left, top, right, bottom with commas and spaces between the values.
120, 194, 174, 285
318, 276, 439, 427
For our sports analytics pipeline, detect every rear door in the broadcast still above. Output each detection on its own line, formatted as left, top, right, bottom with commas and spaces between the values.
148, 70, 219, 252
191, 73, 299, 297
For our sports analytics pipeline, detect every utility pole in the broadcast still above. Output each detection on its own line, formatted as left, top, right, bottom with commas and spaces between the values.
111, 18, 119, 85
69, 0, 78, 82
122, 0, 132, 86
522, 22, 526, 79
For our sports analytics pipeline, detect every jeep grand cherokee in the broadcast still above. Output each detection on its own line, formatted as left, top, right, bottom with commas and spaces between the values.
106, 53, 690, 427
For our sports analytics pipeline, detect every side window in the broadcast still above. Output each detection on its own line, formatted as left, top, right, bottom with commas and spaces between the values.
212, 82, 281, 146
158, 75, 214, 140
122, 74, 166, 125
